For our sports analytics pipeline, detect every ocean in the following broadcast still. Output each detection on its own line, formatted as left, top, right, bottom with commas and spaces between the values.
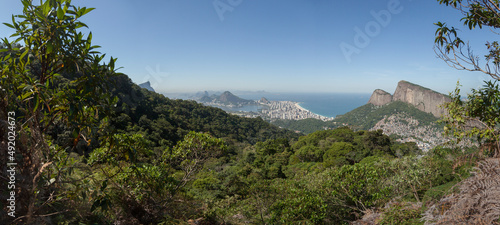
236, 92, 371, 118
163, 92, 371, 118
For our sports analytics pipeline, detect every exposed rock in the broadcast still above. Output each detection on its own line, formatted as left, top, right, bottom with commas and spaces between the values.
367, 80, 451, 117
259, 97, 270, 104
197, 91, 256, 107
392, 80, 450, 117
138, 81, 155, 92
368, 89, 393, 106
217, 91, 253, 105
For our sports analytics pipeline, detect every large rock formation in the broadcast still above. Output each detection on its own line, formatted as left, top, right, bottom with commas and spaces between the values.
259, 97, 270, 104
138, 81, 155, 92
217, 91, 253, 104
198, 91, 255, 106
368, 89, 393, 106
368, 80, 451, 117
392, 81, 450, 117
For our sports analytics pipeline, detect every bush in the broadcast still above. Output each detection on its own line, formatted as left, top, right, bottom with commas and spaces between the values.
422, 181, 459, 203
379, 202, 423, 225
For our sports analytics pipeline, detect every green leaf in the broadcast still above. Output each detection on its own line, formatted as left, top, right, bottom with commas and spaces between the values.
87, 32, 92, 43
101, 180, 108, 192
46, 42, 54, 54
42, 0, 52, 16
21, 0, 30, 8
20, 91, 32, 101
3, 22, 15, 29
57, 7, 65, 20
23, 84, 33, 91
81, 7, 95, 17
20, 48, 29, 59
34, 95, 40, 111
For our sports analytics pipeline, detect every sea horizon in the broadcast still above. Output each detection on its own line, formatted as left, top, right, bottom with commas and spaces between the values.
162, 91, 371, 118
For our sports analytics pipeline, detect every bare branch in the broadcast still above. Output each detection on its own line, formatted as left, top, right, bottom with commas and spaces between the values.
434, 43, 500, 81
486, 0, 500, 15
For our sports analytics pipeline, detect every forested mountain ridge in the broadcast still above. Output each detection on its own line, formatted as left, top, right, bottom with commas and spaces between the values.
108, 74, 300, 147
334, 101, 439, 131
196, 90, 256, 106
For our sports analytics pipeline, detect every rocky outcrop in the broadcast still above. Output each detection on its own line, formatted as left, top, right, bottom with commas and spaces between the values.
367, 80, 451, 117
198, 91, 255, 106
259, 97, 270, 104
138, 81, 155, 92
392, 81, 450, 117
368, 89, 393, 106
217, 91, 253, 104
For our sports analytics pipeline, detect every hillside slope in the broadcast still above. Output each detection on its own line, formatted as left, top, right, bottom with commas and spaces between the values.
109, 75, 300, 147
333, 101, 439, 131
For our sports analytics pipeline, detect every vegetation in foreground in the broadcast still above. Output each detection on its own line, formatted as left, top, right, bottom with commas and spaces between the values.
0, 0, 499, 224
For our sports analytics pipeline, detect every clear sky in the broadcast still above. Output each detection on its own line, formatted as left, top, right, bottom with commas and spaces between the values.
0, 0, 497, 94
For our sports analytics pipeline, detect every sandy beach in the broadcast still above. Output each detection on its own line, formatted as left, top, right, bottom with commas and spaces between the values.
294, 102, 309, 112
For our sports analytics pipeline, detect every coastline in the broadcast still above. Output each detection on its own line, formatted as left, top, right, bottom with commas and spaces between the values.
258, 101, 334, 121
186, 92, 371, 119
296, 102, 333, 120
294, 102, 308, 112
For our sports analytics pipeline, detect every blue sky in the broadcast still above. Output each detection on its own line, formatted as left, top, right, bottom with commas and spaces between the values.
0, 0, 497, 94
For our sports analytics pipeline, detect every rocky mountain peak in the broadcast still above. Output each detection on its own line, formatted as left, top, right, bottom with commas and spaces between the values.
259, 97, 270, 104
392, 80, 450, 117
368, 89, 393, 106
138, 81, 155, 92
368, 80, 451, 117
218, 91, 238, 103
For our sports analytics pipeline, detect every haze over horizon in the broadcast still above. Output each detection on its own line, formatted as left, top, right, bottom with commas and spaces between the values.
1, 0, 496, 94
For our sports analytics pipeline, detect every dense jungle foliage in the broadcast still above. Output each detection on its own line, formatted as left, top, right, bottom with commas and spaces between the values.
271, 118, 337, 134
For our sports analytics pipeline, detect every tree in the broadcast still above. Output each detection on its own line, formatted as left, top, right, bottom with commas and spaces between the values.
169, 131, 226, 194
1, 0, 117, 223
435, 0, 500, 81
442, 81, 500, 156
323, 142, 354, 167
436, 0, 500, 157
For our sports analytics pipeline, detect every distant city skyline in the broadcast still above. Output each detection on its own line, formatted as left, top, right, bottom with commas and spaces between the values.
0, 0, 496, 94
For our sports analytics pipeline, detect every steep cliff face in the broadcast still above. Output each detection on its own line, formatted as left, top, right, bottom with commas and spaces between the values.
368, 89, 393, 106
138, 81, 155, 92
392, 81, 450, 117
367, 80, 451, 117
